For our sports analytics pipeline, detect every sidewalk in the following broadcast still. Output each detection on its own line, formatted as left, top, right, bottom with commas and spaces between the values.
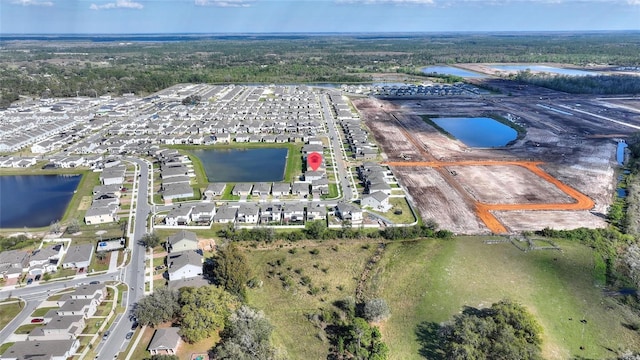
108, 251, 119, 273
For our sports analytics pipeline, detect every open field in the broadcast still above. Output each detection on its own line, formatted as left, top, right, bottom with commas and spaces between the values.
355, 86, 631, 233
244, 240, 378, 359
0, 301, 22, 330
363, 237, 640, 360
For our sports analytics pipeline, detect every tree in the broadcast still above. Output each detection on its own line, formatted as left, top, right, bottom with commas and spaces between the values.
134, 288, 180, 327
141, 231, 161, 249
439, 299, 543, 360
214, 305, 278, 360
66, 218, 81, 234
305, 220, 327, 239
49, 220, 61, 234
363, 298, 390, 323
178, 285, 238, 343
211, 244, 251, 300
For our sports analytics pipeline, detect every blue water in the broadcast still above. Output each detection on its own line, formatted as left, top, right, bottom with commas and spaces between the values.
0, 175, 81, 228
432, 117, 518, 147
618, 188, 627, 198
193, 148, 288, 182
421, 66, 487, 79
617, 141, 628, 165
490, 64, 595, 76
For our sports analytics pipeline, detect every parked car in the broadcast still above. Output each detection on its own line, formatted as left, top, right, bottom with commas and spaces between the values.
89, 281, 100, 285
125, 332, 134, 340
26, 278, 33, 285
131, 322, 138, 330
34, 274, 41, 281
31, 318, 44, 324
102, 330, 111, 340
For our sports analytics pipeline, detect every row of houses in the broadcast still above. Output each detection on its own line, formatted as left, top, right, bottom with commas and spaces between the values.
157, 151, 196, 202
0, 284, 107, 360
84, 174, 125, 225
0, 156, 37, 168
0, 242, 93, 282
329, 94, 378, 160
163, 201, 361, 226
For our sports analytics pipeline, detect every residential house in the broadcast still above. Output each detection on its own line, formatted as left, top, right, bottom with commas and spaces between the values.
167, 230, 198, 253
29, 244, 64, 276
232, 183, 253, 196
167, 250, 203, 281
190, 202, 216, 224
260, 204, 283, 223
336, 202, 364, 223
306, 205, 327, 221
204, 183, 226, 199
251, 182, 271, 196
213, 205, 237, 224
312, 178, 330, 195
100, 166, 126, 185
27, 315, 85, 341
271, 182, 290, 197
57, 296, 99, 318
61, 244, 93, 270
0, 250, 28, 281
304, 170, 325, 182
84, 204, 119, 225
237, 203, 260, 224
164, 206, 193, 226
0, 339, 80, 360
71, 283, 106, 302
148, 328, 181, 356
283, 203, 305, 223
361, 191, 391, 212
291, 182, 310, 197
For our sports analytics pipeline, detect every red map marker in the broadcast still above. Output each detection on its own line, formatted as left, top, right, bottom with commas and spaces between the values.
308, 152, 322, 171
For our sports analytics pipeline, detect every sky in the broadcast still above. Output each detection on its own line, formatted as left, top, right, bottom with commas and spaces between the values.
0, 0, 638, 34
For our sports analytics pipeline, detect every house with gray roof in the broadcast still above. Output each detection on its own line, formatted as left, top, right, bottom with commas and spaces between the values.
27, 314, 85, 341
61, 244, 93, 270
148, 327, 181, 356
361, 191, 391, 212
57, 297, 98, 318
162, 183, 193, 200
283, 203, 305, 223
307, 205, 327, 221
232, 183, 253, 196
29, 244, 64, 276
0, 339, 80, 360
291, 182, 310, 197
213, 205, 237, 224
204, 183, 226, 199
0, 250, 28, 281
165, 205, 192, 226
167, 230, 198, 253
251, 182, 271, 196
336, 202, 364, 224
84, 204, 119, 225
71, 283, 106, 302
190, 202, 216, 224
237, 203, 260, 224
167, 250, 203, 281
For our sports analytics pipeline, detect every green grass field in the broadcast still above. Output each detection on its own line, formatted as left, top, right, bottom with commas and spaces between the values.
364, 237, 640, 360
0, 301, 23, 330
244, 240, 378, 359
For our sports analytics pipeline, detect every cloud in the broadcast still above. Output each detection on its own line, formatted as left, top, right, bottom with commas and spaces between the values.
336, 0, 434, 4
194, 0, 254, 7
11, 0, 53, 6
89, 0, 143, 10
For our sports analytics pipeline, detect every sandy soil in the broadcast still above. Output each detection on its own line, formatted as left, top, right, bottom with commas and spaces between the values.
448, 165, 575, 205
495, 210, 607, 232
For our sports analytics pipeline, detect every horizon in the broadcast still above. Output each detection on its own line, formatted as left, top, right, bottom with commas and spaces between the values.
1, 0, 638, 34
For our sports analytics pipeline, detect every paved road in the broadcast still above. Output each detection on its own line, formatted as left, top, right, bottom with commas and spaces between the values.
97, 158, 151, 360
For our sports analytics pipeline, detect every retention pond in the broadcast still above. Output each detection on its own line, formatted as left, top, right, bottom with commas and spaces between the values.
432, 117, 518, 147
193, 148, 288, 183
0, 174, 81, 228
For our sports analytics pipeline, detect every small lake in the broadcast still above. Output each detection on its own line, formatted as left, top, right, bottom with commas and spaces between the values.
432, 117, 518, 147
0, 175, 81, 228
193, 148, 288, 183
421, 66, 487, 79
490, 64, 595, 76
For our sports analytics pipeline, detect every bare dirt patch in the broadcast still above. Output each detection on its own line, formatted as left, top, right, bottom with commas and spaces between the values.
449, 165, 575, 205
393, 166, 487, 234
495, 210, 607, 232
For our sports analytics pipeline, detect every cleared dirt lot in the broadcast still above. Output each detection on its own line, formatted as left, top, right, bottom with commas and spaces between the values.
394, 166, 486, 234
354, 86, 635, 234
447, 165, 575, 205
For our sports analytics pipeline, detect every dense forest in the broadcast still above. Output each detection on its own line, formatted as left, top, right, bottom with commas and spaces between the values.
1, 32, 640, 106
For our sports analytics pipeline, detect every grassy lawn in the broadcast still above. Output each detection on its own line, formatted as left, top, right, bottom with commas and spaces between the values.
320, 183, 339, 200
177, 334, 220, 359
0, 342, 14, 355
0, 301, 23, 330
48, 268, 77, 280
89, 251, 111, 273
15, 323, 43, 334
63, 171, 100, 224
31, 306, 58, 317
83, 318, 103, 334
244, 239, 378, 360
363, 237, 640, 360
368, 197, 416, 224
123, 326, 154, 360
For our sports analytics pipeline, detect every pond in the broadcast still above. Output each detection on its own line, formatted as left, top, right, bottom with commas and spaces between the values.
617, 141, 628, 165
490, 64, 595, 76
0, 174, 81, 228
421, 66, 487, 78
432, 117, 518, 147
193, 148, 288, 183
